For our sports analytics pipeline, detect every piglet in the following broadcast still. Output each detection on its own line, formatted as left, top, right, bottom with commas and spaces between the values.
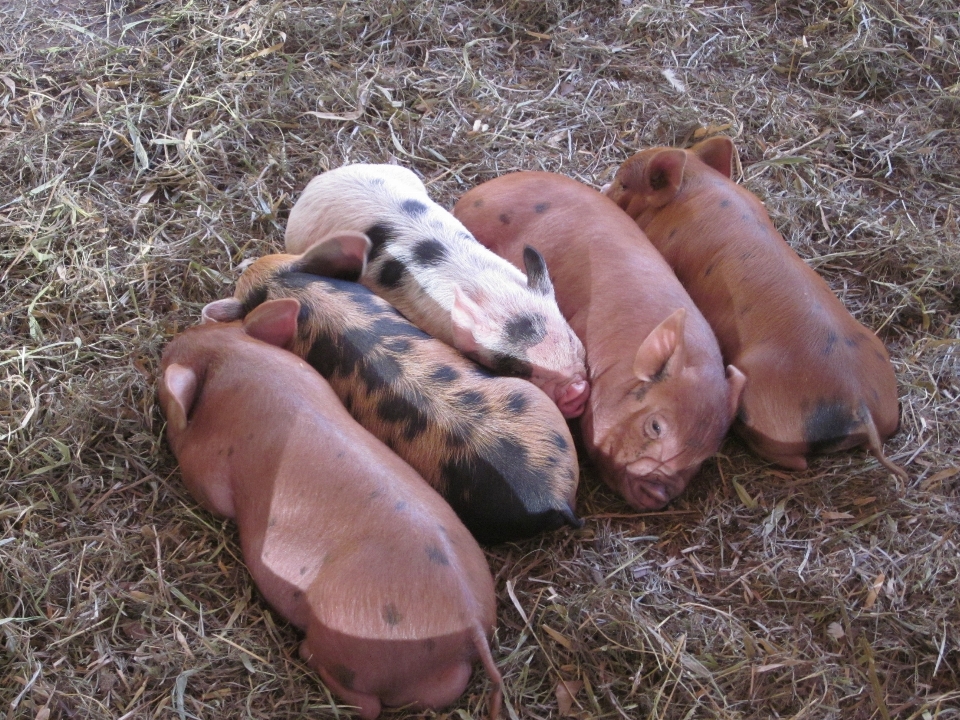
602, 136, 906, 478
158, 299, 502, 719
203, 237, 581, 545
453, 172, 746, 511
284, 163, 589, 418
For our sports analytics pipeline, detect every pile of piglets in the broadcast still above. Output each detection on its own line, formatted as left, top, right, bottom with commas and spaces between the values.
157, 139, 906, 718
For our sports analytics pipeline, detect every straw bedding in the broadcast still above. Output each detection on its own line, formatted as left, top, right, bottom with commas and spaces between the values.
1, 1, 958, 718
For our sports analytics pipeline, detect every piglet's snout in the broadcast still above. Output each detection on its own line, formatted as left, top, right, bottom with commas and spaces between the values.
621, 462, 699, 511
555, 378, 590, 419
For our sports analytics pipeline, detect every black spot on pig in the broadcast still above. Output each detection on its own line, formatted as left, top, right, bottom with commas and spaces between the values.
506, 391, 529, 415
332, 664, 356, 690
360, 352, 405, 393
492, 353, 533, 379
499, 212, 511, 225
473, 199, 484, 208
306, 331, 341, 377
704, 261, 718, 277
365, 223, 397, 262
395, 500, 407, 511
330, 280, 393, 317
442, 438, 580, 545
534, 202, 550, 214
384, 337, 412, 354
278, 272, 321, 290
296, 302, 311, 326
382, 603, 403, 626
720, 199, 731, 208
822, 330, 838, 356
411, 238, 448, 267
430, 365, 460, 383
378, 258, 408, 289
400, 198, 428, 216
376, 389, 430, 440
550, 431, 569, 451
504, 313, 547, 349
425, 544, 449, 566
370, 314, 429, 342
804, 400, 858, 453
241, 285, 268, 314
455, 389, 489, 419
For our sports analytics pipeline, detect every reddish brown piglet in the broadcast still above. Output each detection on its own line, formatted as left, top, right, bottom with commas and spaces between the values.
453, 172, 746, 512
157, 299, 502, 720
603, 136, 905, 478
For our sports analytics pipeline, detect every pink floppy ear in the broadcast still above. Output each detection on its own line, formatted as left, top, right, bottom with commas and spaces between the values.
160, 363, 198, 433
242, 298, 302, 349
642, 149, 687, 208
633, 308, 687, 382
450, 287, 497, 356
297, 231, 371, 280
691, 136, 735, 179
201, 298, 244, 324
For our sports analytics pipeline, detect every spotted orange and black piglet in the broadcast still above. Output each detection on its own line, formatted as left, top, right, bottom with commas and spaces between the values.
204, 240, 581, 545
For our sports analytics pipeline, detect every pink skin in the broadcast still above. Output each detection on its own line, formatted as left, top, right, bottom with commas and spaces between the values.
453, 173, 746, 511
159, 300, 503, 719
539, 374, 590, 419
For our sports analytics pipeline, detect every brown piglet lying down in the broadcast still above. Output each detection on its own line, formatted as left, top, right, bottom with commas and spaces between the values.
157, 299, 502, 720
454, 172, 746, 512
603, 136, 906, 479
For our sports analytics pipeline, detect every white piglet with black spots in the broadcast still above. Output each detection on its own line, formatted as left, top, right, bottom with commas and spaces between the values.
284, 164, 590, 418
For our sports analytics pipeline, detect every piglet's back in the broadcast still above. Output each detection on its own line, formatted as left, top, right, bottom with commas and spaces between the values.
158, 318, 500, 719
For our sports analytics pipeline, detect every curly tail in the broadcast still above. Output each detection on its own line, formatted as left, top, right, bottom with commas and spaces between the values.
863, 408, 908, 481
471, 623, 503, 720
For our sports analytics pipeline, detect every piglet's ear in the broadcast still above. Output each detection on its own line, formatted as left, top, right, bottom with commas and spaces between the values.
243, 298, 301, 349
643, 149, 687, 209
451, 287, 496, 356
522, 245, 554, 296
201, 298, 244, 324
691, 136, 735, 179
161, 363, 198, 433
297, 231, 371, 280
634, 308, 686, 382
726, 364, 747, 418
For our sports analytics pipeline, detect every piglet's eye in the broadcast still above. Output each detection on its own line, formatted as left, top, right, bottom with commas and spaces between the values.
645, 417, 663, 439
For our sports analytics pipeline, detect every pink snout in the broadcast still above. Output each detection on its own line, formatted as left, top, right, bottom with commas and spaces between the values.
620, 465, 699, 511
555, 379, 590, 419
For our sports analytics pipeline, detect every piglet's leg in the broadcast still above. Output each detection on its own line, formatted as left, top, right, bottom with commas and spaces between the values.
301, 640, 383, 720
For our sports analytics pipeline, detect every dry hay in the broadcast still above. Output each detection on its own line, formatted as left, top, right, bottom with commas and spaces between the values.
1, 0, 958, 718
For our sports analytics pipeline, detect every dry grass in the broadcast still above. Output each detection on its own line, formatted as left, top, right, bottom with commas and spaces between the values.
2, 0, 958, 718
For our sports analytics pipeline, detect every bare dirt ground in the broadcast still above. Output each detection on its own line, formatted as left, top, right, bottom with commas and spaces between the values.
2, 1, 958, 718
